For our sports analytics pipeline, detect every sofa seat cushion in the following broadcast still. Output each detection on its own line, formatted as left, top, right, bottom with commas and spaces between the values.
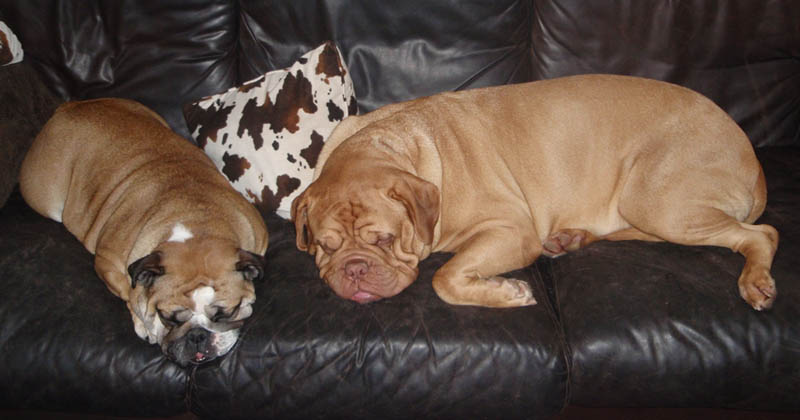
188, 215, 568, 420
550, 146, 800, 409
0, 192, 190, 416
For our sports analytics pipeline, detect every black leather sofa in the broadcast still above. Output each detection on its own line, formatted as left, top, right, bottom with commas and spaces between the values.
0, 1, 798, 419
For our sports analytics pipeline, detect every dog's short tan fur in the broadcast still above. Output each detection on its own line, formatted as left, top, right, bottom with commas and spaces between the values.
293, 74, 778, 310
20, 98, 269, 365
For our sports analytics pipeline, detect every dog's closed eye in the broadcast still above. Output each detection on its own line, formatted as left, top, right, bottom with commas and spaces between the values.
317, 236, 342, 254
360, 230, 394, 247
158, 309, 189, 327
376, 233, 395, 247
211, 302, 241, 322
317, 241, 335, 254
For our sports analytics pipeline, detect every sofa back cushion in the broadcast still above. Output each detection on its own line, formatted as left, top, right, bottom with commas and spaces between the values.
0, 0, 240, 140
4, 1, 799, 148
236, 0, 533, 113
531, 0, 800, 147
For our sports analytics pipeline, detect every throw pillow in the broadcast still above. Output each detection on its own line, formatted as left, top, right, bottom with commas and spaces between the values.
0, 21, 23, 66
184, 41, 357, 219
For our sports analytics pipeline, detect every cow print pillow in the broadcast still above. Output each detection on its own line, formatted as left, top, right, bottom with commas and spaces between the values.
184, 42, 357, 219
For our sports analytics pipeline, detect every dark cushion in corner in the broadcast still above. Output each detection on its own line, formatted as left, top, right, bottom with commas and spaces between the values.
551, 146, 800, 410
189, 216, 568, 420
0, 192, 189, 416
0, 61, 60, 208
2, 0, 240, 140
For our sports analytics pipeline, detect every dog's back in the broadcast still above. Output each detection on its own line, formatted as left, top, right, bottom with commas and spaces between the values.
20, 99, 169, 223
19, 98, 227, 250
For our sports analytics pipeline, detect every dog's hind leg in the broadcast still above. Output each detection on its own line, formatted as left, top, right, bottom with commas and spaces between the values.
616, 168, 778, 310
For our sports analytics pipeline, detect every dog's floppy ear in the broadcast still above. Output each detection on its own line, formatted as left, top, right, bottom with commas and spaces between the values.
236, 250, 266, 282
127, 252, 164, 289
389, 173, 440, 245
291, 188, 314, 253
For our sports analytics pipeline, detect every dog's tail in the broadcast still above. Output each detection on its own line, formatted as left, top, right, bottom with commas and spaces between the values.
0, 59, 64, 205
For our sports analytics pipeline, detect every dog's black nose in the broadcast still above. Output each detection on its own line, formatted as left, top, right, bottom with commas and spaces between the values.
187, 328, 209, 345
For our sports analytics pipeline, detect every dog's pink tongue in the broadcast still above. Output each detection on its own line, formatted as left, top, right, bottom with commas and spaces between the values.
195, 352, 206, 362
352, 291, 378, 304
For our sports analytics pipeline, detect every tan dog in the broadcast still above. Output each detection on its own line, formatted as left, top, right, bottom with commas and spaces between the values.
292, 74, 778, 311
19, 98, 269, 366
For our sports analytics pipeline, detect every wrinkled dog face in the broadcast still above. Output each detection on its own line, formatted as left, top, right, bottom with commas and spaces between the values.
292, 170, 439, 303
126, 238, 264, 366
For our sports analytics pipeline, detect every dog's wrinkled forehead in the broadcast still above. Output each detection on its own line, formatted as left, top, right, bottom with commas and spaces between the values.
294, 177, 425, 255
136, 237, 260, 306
310, 190, 404, 238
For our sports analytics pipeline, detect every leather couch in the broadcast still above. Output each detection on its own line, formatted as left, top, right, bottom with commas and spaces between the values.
1, 1, 798, 419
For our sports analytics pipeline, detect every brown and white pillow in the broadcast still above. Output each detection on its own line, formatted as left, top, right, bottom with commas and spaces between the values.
184, 41, 357, 219
0, 21, 24, 66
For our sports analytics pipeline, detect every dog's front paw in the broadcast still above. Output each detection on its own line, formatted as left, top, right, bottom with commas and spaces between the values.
484, 276, 537, 307
738, 267, 777, 311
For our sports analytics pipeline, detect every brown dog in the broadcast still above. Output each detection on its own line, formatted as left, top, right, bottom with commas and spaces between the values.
292, 74, 778, 311
19, 98, 269, 366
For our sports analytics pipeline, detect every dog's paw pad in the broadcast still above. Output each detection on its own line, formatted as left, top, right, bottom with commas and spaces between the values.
486, 276, 537, 307
739, 269, 777, 311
